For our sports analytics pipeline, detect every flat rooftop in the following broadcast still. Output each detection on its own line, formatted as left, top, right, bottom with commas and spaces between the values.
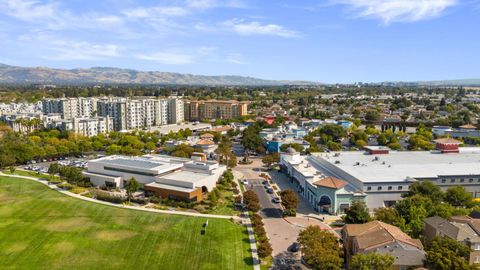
94, 156, 182, 172
157, 170, 212, 184
312, 149, 480, 183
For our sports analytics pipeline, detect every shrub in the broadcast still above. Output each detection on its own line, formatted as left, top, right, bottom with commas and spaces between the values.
234, 195, 242, 204
231, 181, 238, 188
131, 197, 149, 205
254, 226, 266, 238
148, 196, 162, 204
283, 209, 296, 217
247, 202, 261, 212
233, 188, 240, 195
257, 240, 273, 258
251, 213, 263, 225
57, 183, 73, 190
94, 190, 126, 204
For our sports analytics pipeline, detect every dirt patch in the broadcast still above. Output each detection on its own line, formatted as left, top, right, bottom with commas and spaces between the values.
94, 230, 137, 241
0, 192, 14, 203
6, 243, 28, 253
52, 241, 76, 253
145, 223, 168, 232
44, 217, 95, 232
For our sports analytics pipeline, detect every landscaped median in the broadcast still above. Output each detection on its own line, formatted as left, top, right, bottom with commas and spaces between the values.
0, 176, 254, 270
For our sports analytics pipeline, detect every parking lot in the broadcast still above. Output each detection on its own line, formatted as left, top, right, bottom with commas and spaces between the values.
20, 154, 101, 173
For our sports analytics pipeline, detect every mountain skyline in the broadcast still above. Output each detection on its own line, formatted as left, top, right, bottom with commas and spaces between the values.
0, 1, 479, 83
0, 62, 479, 86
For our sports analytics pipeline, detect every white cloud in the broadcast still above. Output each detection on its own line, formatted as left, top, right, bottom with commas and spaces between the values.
18, 33, 120, 60
124, 6, 189, 19
0, 0, 58, 22
136, 51, 195, 65
226, 53, 247, 64
221, 19, 299, 38
334, 0, 457, 24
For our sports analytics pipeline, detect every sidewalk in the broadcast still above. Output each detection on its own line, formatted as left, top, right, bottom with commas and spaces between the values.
233, 170, 261, 270
0, 172, 235, 220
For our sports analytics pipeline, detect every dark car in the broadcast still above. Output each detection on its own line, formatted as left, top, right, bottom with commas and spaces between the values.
267, 188, 274, 194
272, 197, 281, 203
289, 242, 301, 252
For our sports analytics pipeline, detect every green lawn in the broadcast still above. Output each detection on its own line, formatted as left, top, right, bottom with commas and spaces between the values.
3, 169, 59, 181
0, 176, 253, 270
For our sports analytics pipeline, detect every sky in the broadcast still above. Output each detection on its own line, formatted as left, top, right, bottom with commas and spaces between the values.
0, 0, 479, 83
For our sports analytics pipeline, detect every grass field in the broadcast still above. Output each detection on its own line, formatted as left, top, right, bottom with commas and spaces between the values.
0, 176, 253, 270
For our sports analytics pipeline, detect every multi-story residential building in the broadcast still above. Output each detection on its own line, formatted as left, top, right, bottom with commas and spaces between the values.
184, 100, 248, 121
168, 97, 184, 124
343, 221, 425, 270
424, 215, 480, 265
42, 97, 97, 119
97, 97, 181, 131
53, 116, 113, 137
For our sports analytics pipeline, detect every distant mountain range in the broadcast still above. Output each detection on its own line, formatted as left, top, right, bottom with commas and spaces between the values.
414, 79, 480, 87
0, 63, 317, 86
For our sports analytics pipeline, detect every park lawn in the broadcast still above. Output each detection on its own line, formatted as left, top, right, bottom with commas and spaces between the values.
2, 169, 59, 181
0, 176, 253, 270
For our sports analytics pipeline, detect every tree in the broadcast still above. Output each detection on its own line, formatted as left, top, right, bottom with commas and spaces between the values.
343, 200, 371, 224
297, 226, 342, 270
257, 240, 273, 258
262, 154, 276, 167
373, 207, 405, 228
365, 110, 381, 121
350, 253, 395, 270
425, 236, 473, 270
444, 186, 474, 207
280, 189, 299, 210
402, 181, 444, 203
125, 177, 140, 202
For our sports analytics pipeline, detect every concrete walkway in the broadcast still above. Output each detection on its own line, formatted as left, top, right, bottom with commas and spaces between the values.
234, 173, 261, 270
0, 172, 235, 220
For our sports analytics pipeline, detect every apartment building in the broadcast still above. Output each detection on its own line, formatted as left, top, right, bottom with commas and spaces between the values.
184, 100, 248, 121
96, 97, 180, 131
42, 97, 97, 119
168, 97, 184, 124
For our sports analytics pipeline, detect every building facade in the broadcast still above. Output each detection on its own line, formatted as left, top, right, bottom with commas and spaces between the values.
184, 100, 248, 121
83, 154, 226, 202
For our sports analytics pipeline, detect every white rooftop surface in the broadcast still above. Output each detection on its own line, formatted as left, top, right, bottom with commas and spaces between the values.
145, 182, 196, 193
95, 156, 182, 171
313, 149, 480, 183
157, 170, 212, 183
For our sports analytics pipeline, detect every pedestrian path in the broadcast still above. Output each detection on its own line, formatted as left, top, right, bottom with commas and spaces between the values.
234, 173, 261, 270
0, 172, 235, 219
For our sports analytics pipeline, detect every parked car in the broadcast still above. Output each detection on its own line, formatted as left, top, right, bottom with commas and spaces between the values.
272, 197, 281, 203
267, 188, 274, 194
289, 242, 301, 252
241, 179, 249, 185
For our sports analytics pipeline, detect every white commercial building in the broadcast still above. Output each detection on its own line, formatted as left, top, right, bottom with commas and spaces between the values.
281, 147, 480, 211
83, 154, 226, 202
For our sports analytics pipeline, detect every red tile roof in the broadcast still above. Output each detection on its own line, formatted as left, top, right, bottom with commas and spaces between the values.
312, 177, 347, 189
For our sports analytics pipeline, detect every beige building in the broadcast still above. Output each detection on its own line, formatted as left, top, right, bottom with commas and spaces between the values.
184, 100, 248, 121
424, 215, 480, 265
343, 221, 425, 270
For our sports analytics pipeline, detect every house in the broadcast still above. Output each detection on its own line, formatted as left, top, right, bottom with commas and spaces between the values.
424, 216, 480, 265
343, 221, 425, 270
